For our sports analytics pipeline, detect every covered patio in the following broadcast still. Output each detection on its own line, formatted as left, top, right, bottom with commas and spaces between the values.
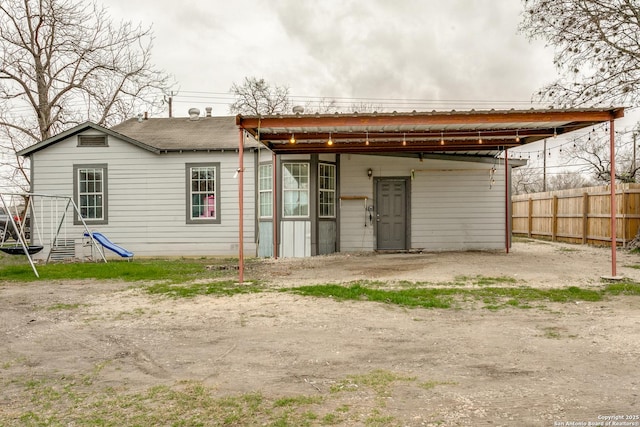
236, 107, 625, 282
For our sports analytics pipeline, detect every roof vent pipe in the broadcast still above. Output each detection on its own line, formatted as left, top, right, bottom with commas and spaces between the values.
137, 113, 143, 122
205, 107, 212, 117
188, 108, 200, 121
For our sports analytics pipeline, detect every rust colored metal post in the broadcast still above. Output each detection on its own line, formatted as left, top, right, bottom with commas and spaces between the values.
238, 129, 244, 283
610, 119, 617, 277
505, 149, 510, 253
272, 151, 278, 259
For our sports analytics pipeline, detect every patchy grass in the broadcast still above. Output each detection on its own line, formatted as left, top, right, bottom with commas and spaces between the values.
145, 280, 262, 298
285, 281, 610, 310
273, 395, 324, 407
453, 275, 518, 286
286, 283, 455, 309
418, 380, 457, 390
3, 369, 426, 427
330, 369, 415, 396
45, 302, 85, 311
542, 327, 563, 339
556, 247, 579, 252
0, 257, 240, 283
602, 281, 640, 296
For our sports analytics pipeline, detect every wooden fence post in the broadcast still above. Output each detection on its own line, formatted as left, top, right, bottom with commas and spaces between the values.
622, 189, 627, 245
528, 197, 533, 238
552, 195, 559, 241
582, 192, 588, 244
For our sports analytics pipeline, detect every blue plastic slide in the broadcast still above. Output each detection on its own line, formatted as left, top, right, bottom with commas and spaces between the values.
84, 232, 134, 258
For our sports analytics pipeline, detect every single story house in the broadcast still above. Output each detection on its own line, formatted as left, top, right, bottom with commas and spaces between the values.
17, 107, 624, 261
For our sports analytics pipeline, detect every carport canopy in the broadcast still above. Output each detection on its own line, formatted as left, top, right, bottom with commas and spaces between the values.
235, 107, 625, 282
236, 107, 624, 156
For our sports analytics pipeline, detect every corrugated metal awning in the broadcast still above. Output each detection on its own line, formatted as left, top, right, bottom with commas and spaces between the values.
236, 108, 625, 155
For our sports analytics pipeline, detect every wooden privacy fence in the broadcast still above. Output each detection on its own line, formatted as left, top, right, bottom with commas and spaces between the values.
512, 184, 640, 246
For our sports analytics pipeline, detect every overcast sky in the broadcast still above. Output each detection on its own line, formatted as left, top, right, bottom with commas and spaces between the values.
100, 0, 559, 116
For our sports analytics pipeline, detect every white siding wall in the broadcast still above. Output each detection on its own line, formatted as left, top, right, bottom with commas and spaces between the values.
411, 168, 506, 250
280, 221, 311, 257
339, 154, 507, 252
29, 131, 256, 258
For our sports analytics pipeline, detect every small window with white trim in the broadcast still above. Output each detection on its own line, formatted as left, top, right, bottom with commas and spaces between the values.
186, 163, 220, 224
258, 163, 273, 218
73, 164, 108, 225
282, 162, 309, 218
319, 163, 336, 218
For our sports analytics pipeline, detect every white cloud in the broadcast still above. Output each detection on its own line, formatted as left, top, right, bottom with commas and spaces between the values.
96, 0, 558, 114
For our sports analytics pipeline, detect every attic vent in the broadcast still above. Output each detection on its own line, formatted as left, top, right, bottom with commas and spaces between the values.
188, 108, 200, 121
78, 135, 107, 147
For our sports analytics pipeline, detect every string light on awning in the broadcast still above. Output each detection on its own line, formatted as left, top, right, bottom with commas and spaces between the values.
327, 132, 333, 146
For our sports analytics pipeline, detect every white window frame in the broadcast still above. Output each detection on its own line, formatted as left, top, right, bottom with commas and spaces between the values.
258, 163, 273, 219
318, 163, 336, 218
282, 162, 309, 218
73, 164, 108, 225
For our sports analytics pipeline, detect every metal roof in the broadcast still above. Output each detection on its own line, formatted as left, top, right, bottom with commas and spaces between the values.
236, 108, 625, 156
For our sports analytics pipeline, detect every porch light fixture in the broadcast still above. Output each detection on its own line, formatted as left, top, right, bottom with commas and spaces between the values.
327, 132, 333, 146
440, 131, 445, 145
515, 131, 520, 143
365, 131, 370, 146
289, 134, 296, 144
402, 133, 407, 146
367, 168, 373, 179
478, 131, 483, 144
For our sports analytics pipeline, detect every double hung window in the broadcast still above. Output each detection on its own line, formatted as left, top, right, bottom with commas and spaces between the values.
187, 163, 220, 224
74, 164, 108, 224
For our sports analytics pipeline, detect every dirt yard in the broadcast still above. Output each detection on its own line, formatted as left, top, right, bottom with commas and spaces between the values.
1, 239, 640, 426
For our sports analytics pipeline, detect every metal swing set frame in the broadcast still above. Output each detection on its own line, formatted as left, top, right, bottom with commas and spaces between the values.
0, 193, 106, 277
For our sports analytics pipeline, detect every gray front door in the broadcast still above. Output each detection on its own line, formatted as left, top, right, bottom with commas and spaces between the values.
376, 178, 408, 250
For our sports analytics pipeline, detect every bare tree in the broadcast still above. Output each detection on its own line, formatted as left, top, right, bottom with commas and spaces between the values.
229, 77, 291, 115
347, 102, 385, 113
520, 0, 640, 107
512, 166, 595, 194
0, 0, 172, 191
304, 97, 337, 114
512, 167, 544, 194
547, 172, 594, 190
562, 130, 639, 183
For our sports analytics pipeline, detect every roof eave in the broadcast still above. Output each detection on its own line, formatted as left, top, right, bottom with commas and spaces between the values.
18, 122, 161, 157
